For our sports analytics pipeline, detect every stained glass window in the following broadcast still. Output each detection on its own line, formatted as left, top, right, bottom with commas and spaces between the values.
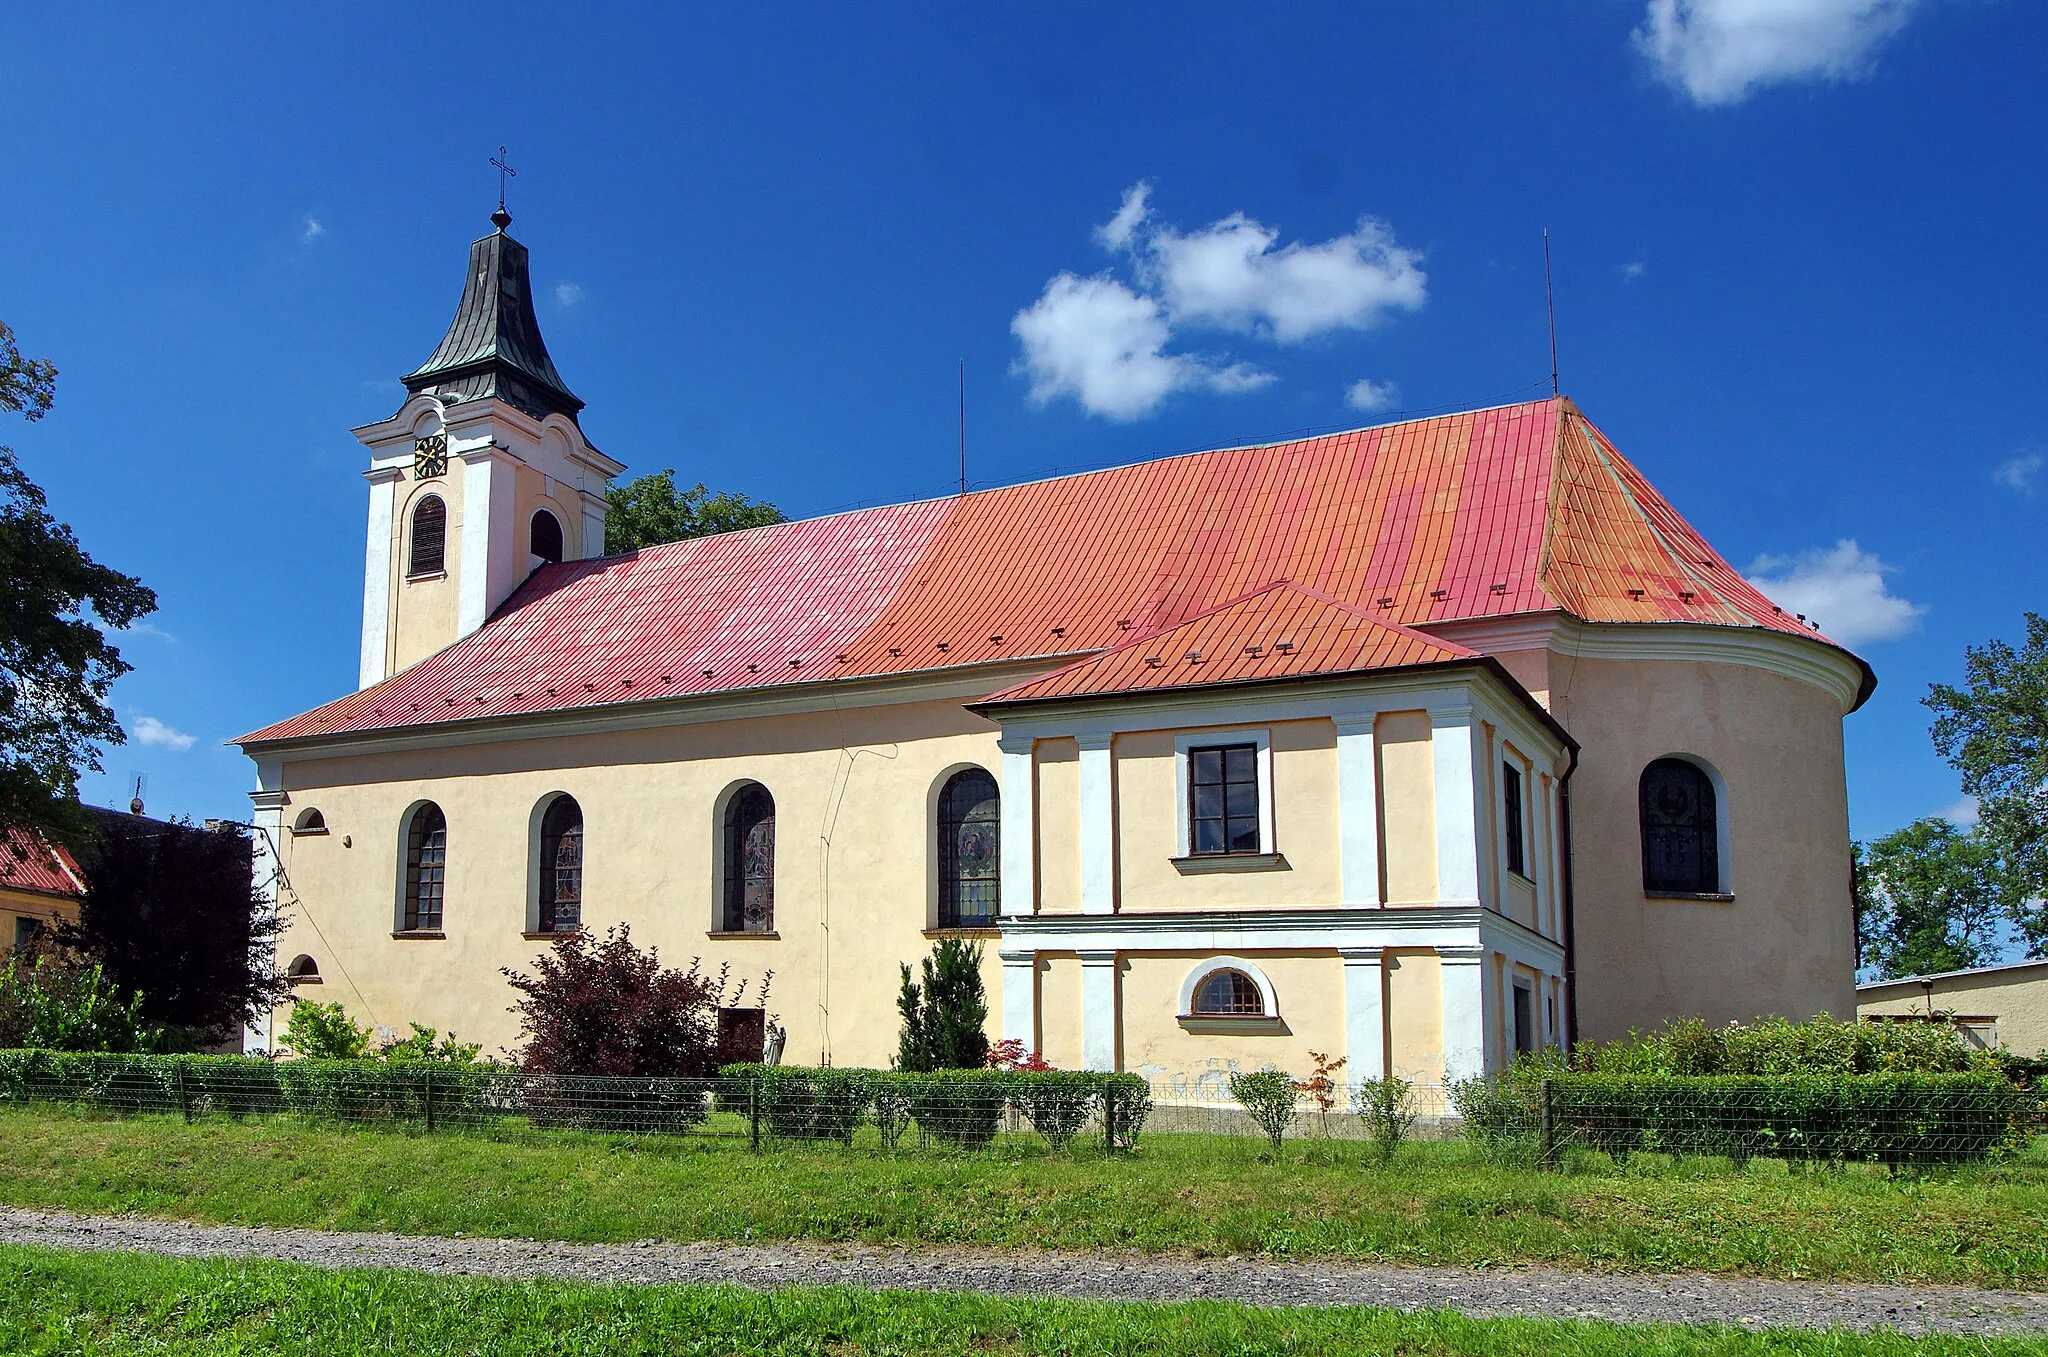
1191, 969, 1264, 1016
723, 784, 775, 933
539, 795, 583, 933
1189, 743, 1259, 855
1640, 758, 1719, 894
938, 768, 1000, 928
403, 803, 447, 932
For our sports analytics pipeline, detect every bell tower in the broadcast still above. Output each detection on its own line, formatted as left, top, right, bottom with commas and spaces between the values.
352, 206, 625, 688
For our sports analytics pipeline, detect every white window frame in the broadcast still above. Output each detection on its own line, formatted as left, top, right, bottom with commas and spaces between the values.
1172, 728, 1275, 858
1178, 955, 1281, 1019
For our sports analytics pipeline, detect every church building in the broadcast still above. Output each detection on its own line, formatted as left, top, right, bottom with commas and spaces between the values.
238, 211, 1872, 1093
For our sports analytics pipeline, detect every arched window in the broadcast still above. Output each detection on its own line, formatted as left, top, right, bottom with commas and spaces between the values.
530, 509, 564, 565
538, 795, 583, 933
286, 954, 321, 983
1640, 758, 1719, 894
722, 784, 775, 933
408, 495, 447, 577
402, 802, 447, 931
292, 807, 327, 836
938, 768, 1000, 928
1191, 969, 1265, 1016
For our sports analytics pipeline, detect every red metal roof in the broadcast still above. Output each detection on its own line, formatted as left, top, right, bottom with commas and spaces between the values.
982, 582, 1477, 705
0, 829, 84, 900
240, 398, 1861, 746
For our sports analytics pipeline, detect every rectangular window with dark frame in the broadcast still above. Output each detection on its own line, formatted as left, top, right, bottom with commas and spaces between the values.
1502, 761, 1527, 878
1189, 743, 1260, 855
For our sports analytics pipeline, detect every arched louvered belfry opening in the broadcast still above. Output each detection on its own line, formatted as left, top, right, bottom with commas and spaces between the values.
530, 508, 564, 565
721, 784, 775, 933
408, 495, 447, 576
937, 767, 999, 928
537, 794, 583, 933
1639, 757, 1721, 894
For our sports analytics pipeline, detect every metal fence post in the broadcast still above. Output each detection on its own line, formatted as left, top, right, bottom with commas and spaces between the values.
423, 1068, 435, 1134
1103, 1087, 1117, 1157
175, 1060, 191, 1125
1538, 1078, 1555, 1170
748, 1078, 761, 1153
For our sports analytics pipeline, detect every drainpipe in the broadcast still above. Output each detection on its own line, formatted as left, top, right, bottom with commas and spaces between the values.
1559, 744, 1581, 1052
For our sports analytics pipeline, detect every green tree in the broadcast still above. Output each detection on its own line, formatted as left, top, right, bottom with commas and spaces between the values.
895, 938, 990, 1071
0, 322, 157, 848
602, 469, 785, 554
1855, 818, 2019, 979
1926, 613, 2048, 952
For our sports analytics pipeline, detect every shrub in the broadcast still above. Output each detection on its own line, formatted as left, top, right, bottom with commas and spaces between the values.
1100, 1074, 1152, 1152
0, 940, 158, 1052
1568, 1014, 2003, 1079
1354, 1075, 1417, 1162
1229, 1068, 1298, 1151
755, 1067, 874, 1144
1015, 1071, 1095, 1149
280, 1000, 371, 1060
896, 939, 990, 1072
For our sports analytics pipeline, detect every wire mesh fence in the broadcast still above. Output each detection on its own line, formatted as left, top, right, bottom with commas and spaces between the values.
0, 1053, 2036, 1168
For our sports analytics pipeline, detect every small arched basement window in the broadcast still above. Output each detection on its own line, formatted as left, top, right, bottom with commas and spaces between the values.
530, 509, 564, 565
1640, 758, 1719, 894
1191, 968, 1266, 1017
408, 495, 447, 577
402, 802, 448, 932
291, 807, 327, 836
538, 795, 584, 933
722, 784, 775, 933
286, 954, 321, 983
937, 768, 1000, 928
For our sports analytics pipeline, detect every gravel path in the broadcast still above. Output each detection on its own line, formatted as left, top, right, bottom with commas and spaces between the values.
4, 1207, 2043, 1338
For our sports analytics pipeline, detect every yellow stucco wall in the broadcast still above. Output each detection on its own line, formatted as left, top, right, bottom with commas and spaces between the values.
1385, 949, 1444, 1083
272, 697, 1006, 1067
1859, 965, 2048, 1057
1037, 953, 1084, 1068
0, 884, 74, 946
1112, 720, 1339, 912
513, 462, 584, 566
1119, 951, 1347, 1096
1034, 739, 1079, 915
1376, 710, 1436, 904
1555, 654, 1856, 1041
391, 464, 463, 675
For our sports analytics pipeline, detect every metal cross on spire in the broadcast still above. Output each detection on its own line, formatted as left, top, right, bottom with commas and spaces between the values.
490, 146, 517, 229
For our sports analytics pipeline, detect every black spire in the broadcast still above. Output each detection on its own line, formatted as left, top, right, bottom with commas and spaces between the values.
402, 213, 584, 422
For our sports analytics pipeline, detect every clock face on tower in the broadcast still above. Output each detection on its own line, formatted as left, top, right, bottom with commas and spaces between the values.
413, 433, 448, 480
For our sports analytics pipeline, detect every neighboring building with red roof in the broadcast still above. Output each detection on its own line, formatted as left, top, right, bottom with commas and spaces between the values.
0, 828, 84, 949
237, 215, 1870, 1087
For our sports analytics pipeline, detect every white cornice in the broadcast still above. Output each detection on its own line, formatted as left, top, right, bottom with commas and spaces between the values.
997, 906, 1565, 965
242, 657, 1061, 762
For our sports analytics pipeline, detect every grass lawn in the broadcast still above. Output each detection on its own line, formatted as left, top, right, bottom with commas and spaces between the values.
1, 1105, 2044, 1289
0, 1245, 2034, 1357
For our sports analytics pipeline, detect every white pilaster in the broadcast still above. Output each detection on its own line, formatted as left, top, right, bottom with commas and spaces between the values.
998, 735, 1037, 915
1438, 946, 1488, 1082
579, 488, 608, 560
1335, 714, 1382, 906
1430, 705, 1481, 907
1077, 733, 1115, 916
1079, 949, 1118, 1071
359, 468, 401, 688
456, 446, 518, 638
243, 776, 289, 1055
999, 949, 1037, 1048
1340, 947, 1386, 1080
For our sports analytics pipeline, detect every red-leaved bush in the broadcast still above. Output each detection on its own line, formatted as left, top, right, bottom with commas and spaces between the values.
502, 924, 767, 1077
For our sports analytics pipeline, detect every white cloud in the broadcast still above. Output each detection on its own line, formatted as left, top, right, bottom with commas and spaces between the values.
1744, 539, 1925, 647
1634, 0, 1921, 106
1940, 795, 1980, 828
1619, 260, 1647, 281
1994, 452, 2042, 495
555, 282, 585, 308
126, 621, 178, 644
299, 214, 324, 244
1095, 182, 1152, 251
1011, 273, 1271, 422
131, 716, 196, 752
1346, 378, 1400, 413
1014, 184, 1424, 420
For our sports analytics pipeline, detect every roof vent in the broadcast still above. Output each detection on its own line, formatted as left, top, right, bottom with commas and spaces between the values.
1243, 644, 1263, 657
836, 653, 850, 663
1490, 582, 1508, 594
1275, 641, 1295, 654
1051, 625, 1066, 636
1430, 589, 1449, 600
1145, 656, 1163, 668
747, 662, 759, 672
1377, 597, 1394, 608
789, 658, 802, 668
936, 641, 950, 652
702, 668, 715, 678
1184, 650, 1203, 664
1627, 588, 1646, 600
1117, 619, 1132, 630
989, 634, 1003, 644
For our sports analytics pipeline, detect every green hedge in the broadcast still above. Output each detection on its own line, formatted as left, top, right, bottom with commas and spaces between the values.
1457, 1070, 2028, 1167
0, 1050, 506, 1126
719, 1065, 1152, 1150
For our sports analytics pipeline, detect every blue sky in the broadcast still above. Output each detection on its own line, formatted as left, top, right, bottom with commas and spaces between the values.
0, 1, 2041, 843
